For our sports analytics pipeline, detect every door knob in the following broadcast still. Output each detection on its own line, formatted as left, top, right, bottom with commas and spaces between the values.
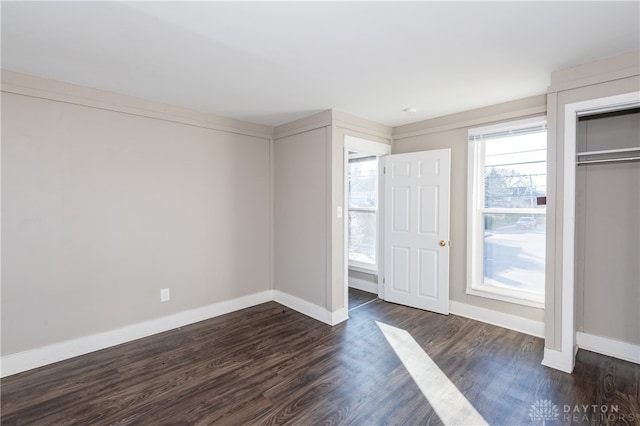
439, 240, 447, 247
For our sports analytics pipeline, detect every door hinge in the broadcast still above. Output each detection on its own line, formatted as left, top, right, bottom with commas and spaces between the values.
383, 167, 386, 174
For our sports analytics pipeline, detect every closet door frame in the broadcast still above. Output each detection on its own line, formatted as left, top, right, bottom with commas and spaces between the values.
559, 91, 640, 372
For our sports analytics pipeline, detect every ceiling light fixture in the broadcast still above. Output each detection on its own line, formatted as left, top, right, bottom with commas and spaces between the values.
403, 107, 417, 114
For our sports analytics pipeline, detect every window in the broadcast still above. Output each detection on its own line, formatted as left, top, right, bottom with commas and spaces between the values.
348, 155, 378, 271
467, 118, 547, 307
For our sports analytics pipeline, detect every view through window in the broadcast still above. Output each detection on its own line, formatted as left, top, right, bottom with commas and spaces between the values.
468, 119, 547, 305
348, 156, 378, 269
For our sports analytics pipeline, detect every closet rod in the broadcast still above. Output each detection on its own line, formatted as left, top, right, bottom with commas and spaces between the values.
576, 147, 640, 157
577, 156, 640, 165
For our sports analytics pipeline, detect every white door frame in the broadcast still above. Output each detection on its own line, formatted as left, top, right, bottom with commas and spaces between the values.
343, 136, 391, 310
545, 90, 640, 373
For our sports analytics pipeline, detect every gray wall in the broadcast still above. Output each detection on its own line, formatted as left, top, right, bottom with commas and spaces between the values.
273, 126, 329, 308
8, 55, 637, 363
575, 110, 639, 344
2, 74, 393, 360
1, 80, 272, 356
349, 269, 377, 284
273, 112, 391, 313
392, 95, 547, 322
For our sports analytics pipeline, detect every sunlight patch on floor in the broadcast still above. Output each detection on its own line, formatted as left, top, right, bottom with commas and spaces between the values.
376, 321, 489, 426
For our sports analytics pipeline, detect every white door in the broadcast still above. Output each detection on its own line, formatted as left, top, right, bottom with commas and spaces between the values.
383, 149, 451, 314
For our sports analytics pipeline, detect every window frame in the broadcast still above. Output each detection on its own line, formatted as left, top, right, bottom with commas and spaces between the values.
466, 116, 547, 308
347, 154, 379, 273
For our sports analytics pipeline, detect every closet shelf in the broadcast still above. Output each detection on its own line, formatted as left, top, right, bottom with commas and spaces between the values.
576, 146, 640, 157
577, 156, 640, 165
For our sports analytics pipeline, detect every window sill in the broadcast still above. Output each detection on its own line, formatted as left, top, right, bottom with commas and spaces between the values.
348, 263, 377, 275
466, 285, 544, 309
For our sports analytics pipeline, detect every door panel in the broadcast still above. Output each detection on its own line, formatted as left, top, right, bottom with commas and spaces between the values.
392, 160, 411, 177
418, 249, 439, 298
419, 185, 439, 234
384, 149, 451, 314
392, 186, 411, 232
392, 246, 410, 292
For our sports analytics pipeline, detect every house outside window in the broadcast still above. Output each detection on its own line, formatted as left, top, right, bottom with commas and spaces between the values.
467, 117, 547, 307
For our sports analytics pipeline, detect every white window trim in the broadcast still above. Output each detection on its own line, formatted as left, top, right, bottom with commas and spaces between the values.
348, 261, 377, 274
466, 116, 547, 308
347, 156, 378, 273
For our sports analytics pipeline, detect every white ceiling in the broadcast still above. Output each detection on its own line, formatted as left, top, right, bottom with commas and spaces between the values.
2, 1, 639, 127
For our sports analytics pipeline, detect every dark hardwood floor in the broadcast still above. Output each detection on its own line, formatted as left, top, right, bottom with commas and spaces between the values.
348, 287, 377, 311
2, 296, 639, 425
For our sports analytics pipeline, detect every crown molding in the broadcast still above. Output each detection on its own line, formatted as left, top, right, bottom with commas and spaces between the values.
1, 70, 274, 139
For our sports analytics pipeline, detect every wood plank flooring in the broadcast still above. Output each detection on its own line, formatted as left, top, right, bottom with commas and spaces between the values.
2, 296, 639, 425
348, 288, 377, 311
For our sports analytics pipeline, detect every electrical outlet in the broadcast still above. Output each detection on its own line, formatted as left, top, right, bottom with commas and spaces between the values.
160, 288, 170, 302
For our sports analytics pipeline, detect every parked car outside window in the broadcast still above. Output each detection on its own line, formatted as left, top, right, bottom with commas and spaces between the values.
516, 217, 537, 229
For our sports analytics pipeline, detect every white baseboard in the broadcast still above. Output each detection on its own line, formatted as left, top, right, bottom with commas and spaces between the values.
1, 290, 274, 378
449, 300, 545, 338
0, 289, 351, 378
576, 332, 640, 364
331, 308, 349, 325
273, 290, 348, 326
348, 277, 378, 294
542, 347, 575, 373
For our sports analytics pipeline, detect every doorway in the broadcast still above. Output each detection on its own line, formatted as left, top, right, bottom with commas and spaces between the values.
342, 137, 452, 317
552, 90, 640, 372
343, 136, 390, 311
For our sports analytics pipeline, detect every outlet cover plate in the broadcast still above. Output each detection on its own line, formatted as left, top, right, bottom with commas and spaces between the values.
160, 288, 170, 302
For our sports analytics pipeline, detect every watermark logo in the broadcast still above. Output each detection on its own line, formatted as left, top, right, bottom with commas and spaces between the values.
529, 399, 560, 425
563, 403, 636, 423
528, 400, 637, 424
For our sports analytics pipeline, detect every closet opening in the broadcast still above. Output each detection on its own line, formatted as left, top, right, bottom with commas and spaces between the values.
554, 91, 640, 373
574, 106, 640, 360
